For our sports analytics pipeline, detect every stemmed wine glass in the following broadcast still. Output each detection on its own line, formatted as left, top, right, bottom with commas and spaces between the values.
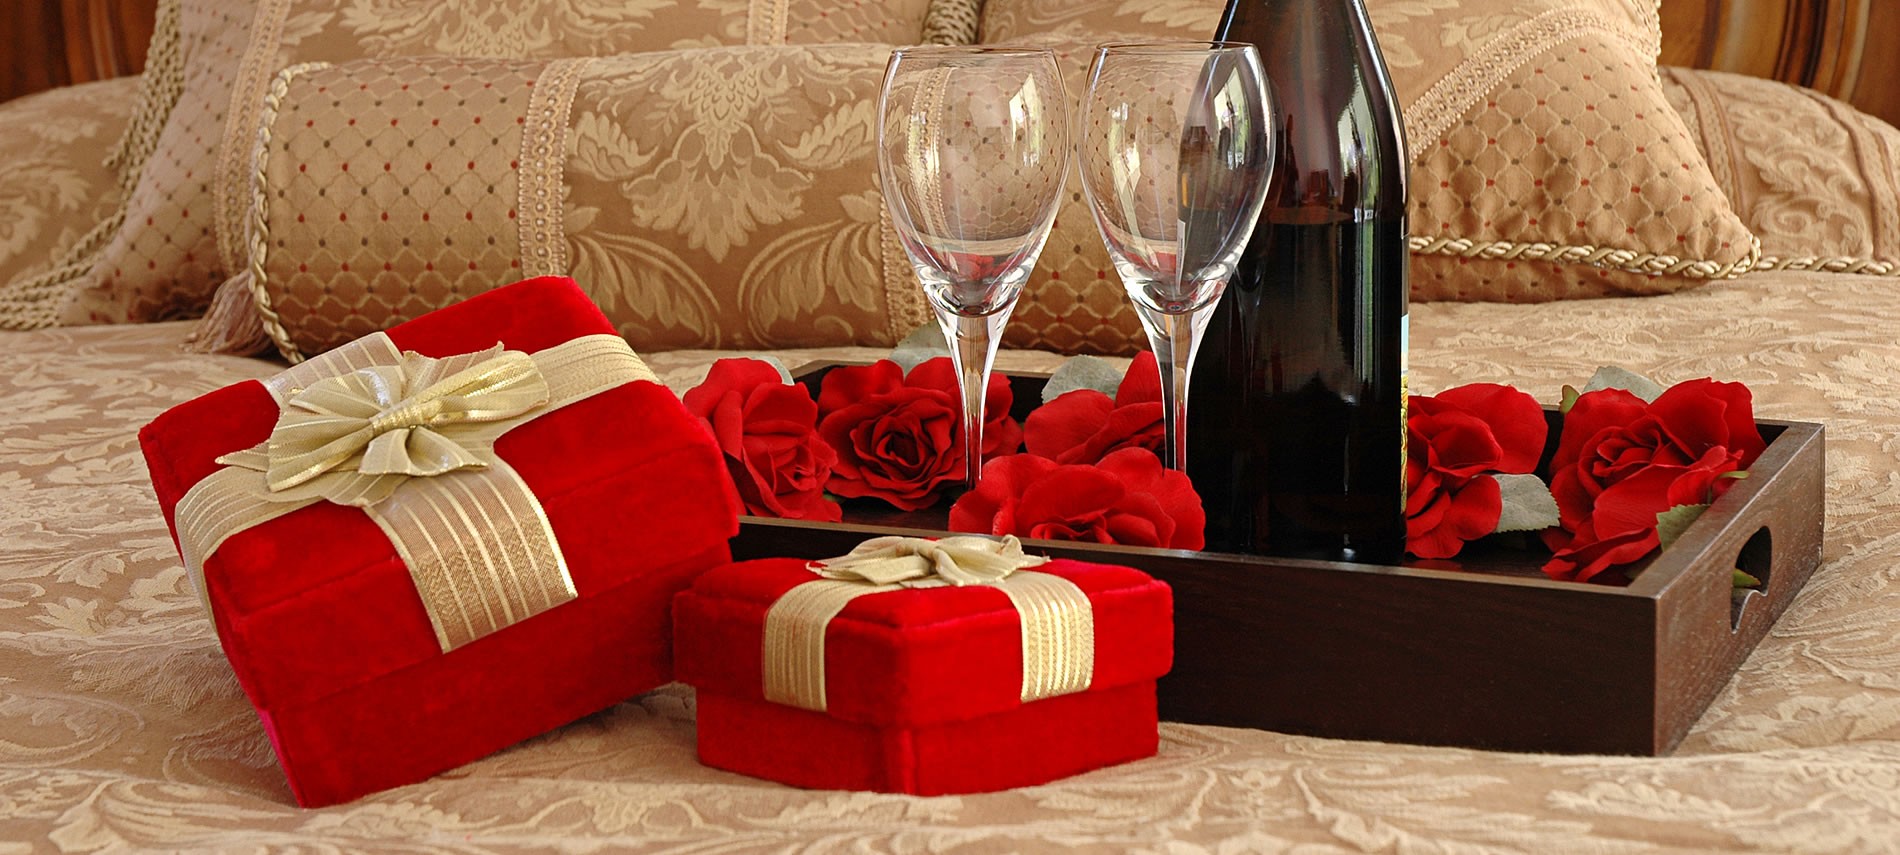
1078, 42, 1274, 469
878, 47, 1069, 487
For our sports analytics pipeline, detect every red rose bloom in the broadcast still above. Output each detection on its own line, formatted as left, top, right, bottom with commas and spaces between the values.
1403, 383, 1547, 559
1542, 378, 1766, 583
948, 447, 1205, 549
816, 358, 1021, 510
682, 358, 841, 522
1023, 352, 1164, 465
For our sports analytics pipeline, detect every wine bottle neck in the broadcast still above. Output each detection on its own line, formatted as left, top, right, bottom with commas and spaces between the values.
1216, 0, 1406, 214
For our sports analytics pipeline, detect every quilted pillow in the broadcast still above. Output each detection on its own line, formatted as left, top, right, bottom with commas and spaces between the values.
210, 47, 932, 361
0, 0, 934, 331
981, 0, 1760, 354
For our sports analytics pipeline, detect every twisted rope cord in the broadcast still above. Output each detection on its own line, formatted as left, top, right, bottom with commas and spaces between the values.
920, 0, 981, 45
1407, 234, 1764, 279
1751, 255, 1900, 276
245, 63, 334, 365
0, 0, 185, 331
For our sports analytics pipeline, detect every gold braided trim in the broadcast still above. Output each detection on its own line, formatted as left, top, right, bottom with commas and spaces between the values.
1408, 233, 1763, 280
1751, 255, 1900, 277
920, 0, 982, 45
105, 0, 185, 193
746, 0, 790, 45
1406, 9, 1653, 162
216, 0, 295, 275
518, 59, 591, 279
245, 62, 334, 364
877, 184, 932, 344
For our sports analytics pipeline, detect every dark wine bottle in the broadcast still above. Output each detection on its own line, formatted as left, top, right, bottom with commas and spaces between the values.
1187, 0, 1409, 562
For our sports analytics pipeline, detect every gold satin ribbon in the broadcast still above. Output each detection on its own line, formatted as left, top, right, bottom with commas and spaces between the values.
173, 331, 657, 651
763, 536, 1095, 711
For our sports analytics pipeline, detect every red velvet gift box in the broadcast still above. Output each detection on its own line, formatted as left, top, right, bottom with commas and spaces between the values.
140, 276, 741, 807
674, 548, 1173, 794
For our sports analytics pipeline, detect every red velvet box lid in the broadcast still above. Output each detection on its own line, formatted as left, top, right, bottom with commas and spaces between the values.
674, 556, 1173, 728
140, 277, 743, 714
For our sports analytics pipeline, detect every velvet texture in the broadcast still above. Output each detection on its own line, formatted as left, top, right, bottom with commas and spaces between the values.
140, 277, 742, 806
674, 557, 1172, 793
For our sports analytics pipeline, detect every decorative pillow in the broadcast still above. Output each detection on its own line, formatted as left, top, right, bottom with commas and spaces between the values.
1661, 66, 1900, 276
13, 0, 933, 331
214, 46, 932, 361
0, 77, 140, 327
980, 0, 1760, 355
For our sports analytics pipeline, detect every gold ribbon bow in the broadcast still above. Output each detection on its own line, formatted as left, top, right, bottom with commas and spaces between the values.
764, 535, 1094, 711
173, 332, 655, 651
809, 534, 1048, 586
260, 348, 550, 493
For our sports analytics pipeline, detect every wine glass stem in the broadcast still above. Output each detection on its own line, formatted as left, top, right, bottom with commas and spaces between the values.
1140, 305, 1205, 471
937, 309, 1007, 487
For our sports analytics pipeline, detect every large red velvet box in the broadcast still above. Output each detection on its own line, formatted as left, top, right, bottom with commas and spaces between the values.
674, 556, 1173, 794
140, 276, 742, 806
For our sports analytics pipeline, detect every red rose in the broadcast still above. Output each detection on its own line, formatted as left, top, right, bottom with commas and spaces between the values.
1403, 383, 1546, 559
1023, 352, 1164, 465
816, 358, 1021, 510
683, 358, 841, 522
1542, 378, 1765, 583
948, 447, 1205, 549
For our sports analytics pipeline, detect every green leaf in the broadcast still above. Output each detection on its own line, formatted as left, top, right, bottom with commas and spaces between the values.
1581, 366, 1665, 403
1492, 474, 1560, 533
1041, 355, 1126, 404
1655, 503, 1711, 551
889, 323, 950, 373
1732, 568, 1763, 589
1559, 385, 1581, 415
756, 355, 795, 385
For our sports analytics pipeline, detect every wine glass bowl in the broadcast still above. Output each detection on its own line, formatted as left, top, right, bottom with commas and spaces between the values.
878, 47, 1069, 486
1078, 42, 1274, 468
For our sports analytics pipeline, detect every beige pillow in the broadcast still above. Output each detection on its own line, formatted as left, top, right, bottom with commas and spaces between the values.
0, 78, 140, 313
981, 0, 1760, 354
1662, 66, 1900, 275
8, 0, 934, 330
220, 46, 932, 361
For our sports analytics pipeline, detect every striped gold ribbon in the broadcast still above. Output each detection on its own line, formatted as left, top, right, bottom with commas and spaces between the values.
761, 536, 1095, 711
172, 331, 656, 651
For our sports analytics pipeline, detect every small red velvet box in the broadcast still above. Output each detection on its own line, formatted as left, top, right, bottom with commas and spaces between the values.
140, 276, 742, 807
674, 556, 1173, 794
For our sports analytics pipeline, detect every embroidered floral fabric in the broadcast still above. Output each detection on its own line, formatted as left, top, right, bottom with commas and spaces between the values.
0, 78, 139, 307
228, 46, 931, 360
4, 268, 1900, 847
25, 0, 934, 330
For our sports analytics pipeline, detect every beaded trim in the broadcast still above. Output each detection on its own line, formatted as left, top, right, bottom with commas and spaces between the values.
518, 59, 592, 279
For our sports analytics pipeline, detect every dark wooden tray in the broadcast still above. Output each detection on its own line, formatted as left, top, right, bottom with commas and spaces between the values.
732, 364, 1825, 756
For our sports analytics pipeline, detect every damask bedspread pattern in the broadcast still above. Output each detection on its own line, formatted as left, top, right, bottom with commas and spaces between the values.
3, 272, 1900, 851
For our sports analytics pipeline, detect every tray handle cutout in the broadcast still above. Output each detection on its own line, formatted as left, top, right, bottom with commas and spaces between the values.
1729, 526, 1773, 631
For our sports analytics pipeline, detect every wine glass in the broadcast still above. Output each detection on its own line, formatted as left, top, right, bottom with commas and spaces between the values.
1078, 42, 1274, 469
878, 46, 1069, 487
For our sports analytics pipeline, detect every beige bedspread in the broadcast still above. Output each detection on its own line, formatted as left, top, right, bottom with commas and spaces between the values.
4, 270, 1899, 852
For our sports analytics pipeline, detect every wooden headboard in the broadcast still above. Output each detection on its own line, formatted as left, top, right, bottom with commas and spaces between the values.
1660, 0, 1900, 128
0, 0, 155, 103
1, 0, 1897, 127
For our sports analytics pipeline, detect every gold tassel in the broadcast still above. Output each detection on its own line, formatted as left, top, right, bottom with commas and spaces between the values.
185, 272, 272, 355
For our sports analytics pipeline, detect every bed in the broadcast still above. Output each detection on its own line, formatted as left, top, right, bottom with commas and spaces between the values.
3, 1, 1900, 851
